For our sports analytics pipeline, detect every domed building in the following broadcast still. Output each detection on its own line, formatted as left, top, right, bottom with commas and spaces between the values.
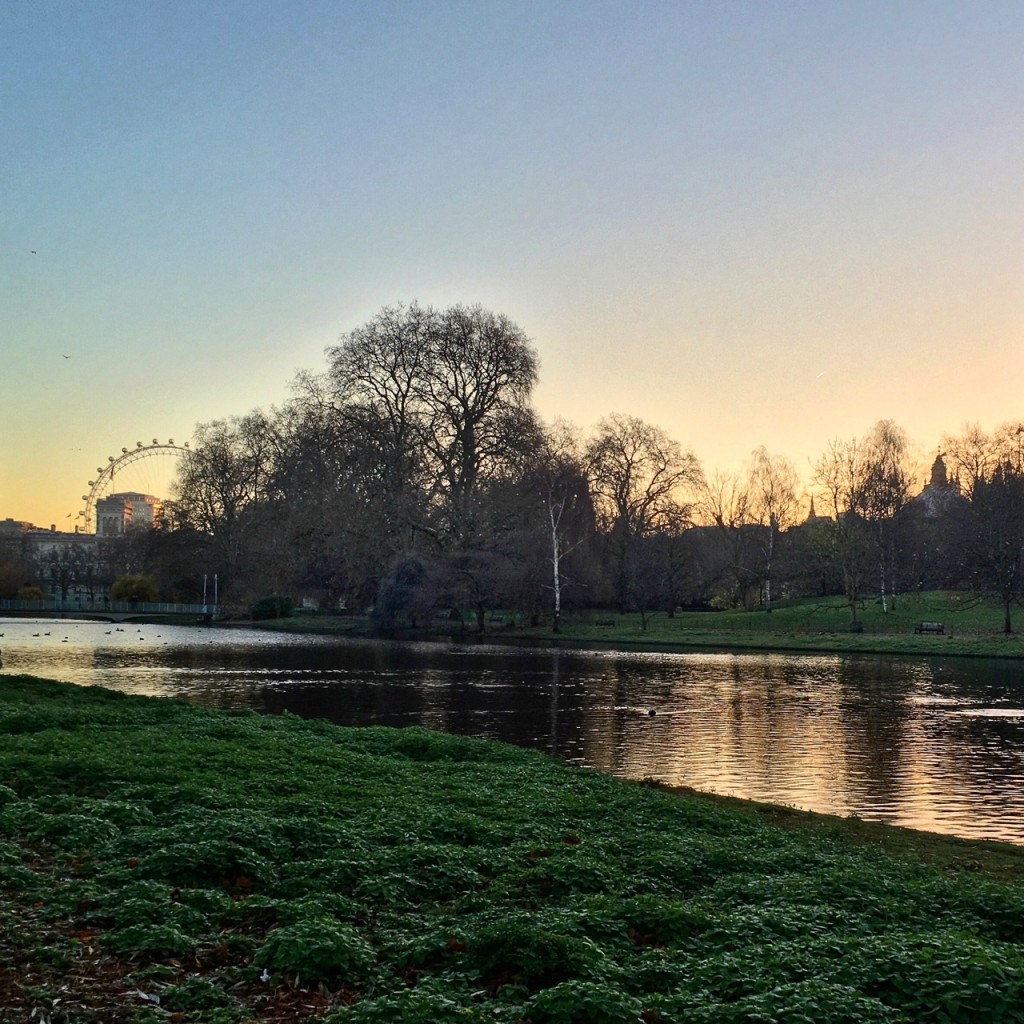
913, 453, 966, 518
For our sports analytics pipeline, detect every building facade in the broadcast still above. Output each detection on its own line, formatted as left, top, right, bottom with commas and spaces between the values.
95, 492, 163, 536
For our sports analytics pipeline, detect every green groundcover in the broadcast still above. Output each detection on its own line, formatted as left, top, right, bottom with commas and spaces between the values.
2, 673, 1024, 1023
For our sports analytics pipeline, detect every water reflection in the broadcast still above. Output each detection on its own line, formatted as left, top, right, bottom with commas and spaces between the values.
3, 618, 1024, 843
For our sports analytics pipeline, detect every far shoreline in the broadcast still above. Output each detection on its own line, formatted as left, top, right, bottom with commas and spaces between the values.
237, 612, 1024, 662
9, 591, 1024, 661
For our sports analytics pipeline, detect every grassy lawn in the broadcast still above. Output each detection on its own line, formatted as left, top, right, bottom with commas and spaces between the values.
3, 674, 1024, 1022
530, 593, 1024, 658
251, 592, 1024, 659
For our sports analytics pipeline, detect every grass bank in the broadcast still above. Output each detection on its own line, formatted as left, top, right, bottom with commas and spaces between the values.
3, 675, 1024, 1023
249, 592, 1024, 659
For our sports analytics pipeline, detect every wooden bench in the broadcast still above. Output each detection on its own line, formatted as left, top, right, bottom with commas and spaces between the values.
913, 621, 945, 634
595, 619, 616, 627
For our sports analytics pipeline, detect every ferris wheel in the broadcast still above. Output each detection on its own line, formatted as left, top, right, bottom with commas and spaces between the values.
78, 439, 191, 534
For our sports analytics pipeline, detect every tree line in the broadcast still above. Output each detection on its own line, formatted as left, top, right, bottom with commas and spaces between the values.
5, 303, 1024, 631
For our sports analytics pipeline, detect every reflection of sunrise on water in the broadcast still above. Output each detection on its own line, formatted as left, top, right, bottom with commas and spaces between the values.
5, 621, 1024, 845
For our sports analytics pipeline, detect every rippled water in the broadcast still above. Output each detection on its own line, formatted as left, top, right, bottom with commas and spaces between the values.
4, 617, 1024, 843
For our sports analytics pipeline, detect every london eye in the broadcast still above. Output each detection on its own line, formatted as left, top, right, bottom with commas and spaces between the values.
78, 440, 190, 534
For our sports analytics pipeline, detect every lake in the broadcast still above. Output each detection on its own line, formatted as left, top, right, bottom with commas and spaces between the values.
3, 617, 1024, 844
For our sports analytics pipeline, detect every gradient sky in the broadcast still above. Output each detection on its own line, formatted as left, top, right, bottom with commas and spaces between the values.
3, 0, 1022, 528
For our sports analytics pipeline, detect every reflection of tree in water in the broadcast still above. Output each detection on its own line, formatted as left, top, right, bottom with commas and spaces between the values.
252, 644, 590, 762
582, 654, 846, 808
574, 658, 679, 776
832, 655, 1024, 838
905, 661, 1024, 837
708, 656, 858, 808
832, 656, 917, 815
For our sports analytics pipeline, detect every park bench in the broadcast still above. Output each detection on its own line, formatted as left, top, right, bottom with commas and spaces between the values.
595, 619, 616, 627
913, 621, 945, 635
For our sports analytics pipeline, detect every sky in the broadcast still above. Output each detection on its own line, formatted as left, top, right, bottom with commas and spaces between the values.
3, 0, 1023, 529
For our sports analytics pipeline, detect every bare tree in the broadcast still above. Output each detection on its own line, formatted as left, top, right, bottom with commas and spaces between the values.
271, 390, 419, 606
813, 437, 872, 626
940, 421, 1024, 496
697, 468, 758, 608
323, 302, 541, 546
170, 413, 278, 590
323, 302, 433, 504
586, 414, 703, 612
941, 422, 995, 495
40, 546, 92, 601
420, 304, 540, 539
812, 423, 915, 622
991, 421, 1024, 476
970, 461, 1024, 633
532, 422, 593, 632
859, 420, 915, 612
747, 447, 799, 612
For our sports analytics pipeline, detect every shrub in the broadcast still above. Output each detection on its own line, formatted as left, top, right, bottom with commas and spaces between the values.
621, 895, 712, 947
0, 805, 119, 851
250, 595, 295, 620
135, 840, 276, 889
253, 919, 376, 984
525, 980, 644, 1024
105, 922, 197, 957
110, 574, 160, 602
467, 917, 606, 991
160, 976, 241, 1013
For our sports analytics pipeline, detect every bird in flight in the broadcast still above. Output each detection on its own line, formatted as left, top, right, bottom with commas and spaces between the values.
62, 354, 71, 359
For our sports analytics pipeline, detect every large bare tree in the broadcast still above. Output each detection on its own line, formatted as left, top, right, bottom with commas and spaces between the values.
324, 302, 434, 504
324, 302, 540, 545
420, 304, 541, 538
